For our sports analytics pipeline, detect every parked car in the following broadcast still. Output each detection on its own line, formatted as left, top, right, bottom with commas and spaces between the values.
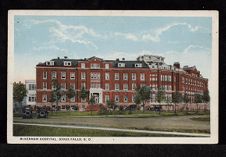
22, 106, 33, 119
36, 107, 48, 118
124, 104, 137, 111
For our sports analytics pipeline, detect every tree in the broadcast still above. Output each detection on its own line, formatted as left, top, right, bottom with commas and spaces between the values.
156, 87, 166, 103
66, 87, 76, 99
156, 87, 166, 114
66, 86, 76, 111
106, 99, 116, 112
202, 90, 210, 111
50, 79, 63, 111
194, 94, 203, 113
80, 87, 88, 102
172, 92, 183, 114
134, 86, 151, 112
13, 82, 27, 113
89, 96, 95, 115
183, 93, 190, 113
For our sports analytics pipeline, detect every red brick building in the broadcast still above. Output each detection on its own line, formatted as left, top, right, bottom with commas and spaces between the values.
36, 55, 208, 110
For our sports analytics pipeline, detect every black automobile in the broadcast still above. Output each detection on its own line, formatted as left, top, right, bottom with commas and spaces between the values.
124, 104, 137, 111
36, 107, 48, 118
22, 106, 33, 119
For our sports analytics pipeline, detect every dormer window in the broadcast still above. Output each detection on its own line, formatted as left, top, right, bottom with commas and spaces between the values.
46, 61, 54, 66
135, 63, 142, 68
91, 63, 100, 69
118, 63, 125, 67
64, 61, 71, 66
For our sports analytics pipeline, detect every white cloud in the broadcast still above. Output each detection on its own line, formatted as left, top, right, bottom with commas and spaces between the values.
141, 22, 202, 42
30, 19, 99, 49
111, 22, 203, 43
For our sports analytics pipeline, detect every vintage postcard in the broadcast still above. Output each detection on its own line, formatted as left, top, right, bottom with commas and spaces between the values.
7, 10, 218, 144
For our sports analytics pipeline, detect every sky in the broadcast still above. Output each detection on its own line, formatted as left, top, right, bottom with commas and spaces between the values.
14, 15, 212, 82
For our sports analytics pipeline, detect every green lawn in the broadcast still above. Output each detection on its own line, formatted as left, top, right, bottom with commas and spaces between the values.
190, 116, 210, 121
13, 124, 189, 137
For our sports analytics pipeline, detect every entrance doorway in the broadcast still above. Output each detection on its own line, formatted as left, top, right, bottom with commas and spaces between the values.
92, 93, 99, 104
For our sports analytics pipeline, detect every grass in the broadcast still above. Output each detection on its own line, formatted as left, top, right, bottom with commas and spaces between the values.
13, 124, 190, 137
190, 116, 210, 122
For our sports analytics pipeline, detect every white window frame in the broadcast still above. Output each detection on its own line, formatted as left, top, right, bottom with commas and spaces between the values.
42, 95, 47, 102
70, 72, 75, 80
105, 73, 110, 80
105, 83, 110, 90
140, 73, 145, 81
105, 95, 110, 102
61, 72, 66, 79
132, 73, 136, 80
70, 96, 75, 102
81, 72, 86, 80
61, 95, 66, 102
43, 82, 47, 90
132, 83, 136, 90
81, 63, 86, 69
70, 83, 75, 89
105, 63, 109, 69
118, 63, 125, 67
64, 61, 72, 66
115, 95, 119, 102
115, 84, 119, 90
115, 73, 119, 80
81, 82, 86, 89
43, 71, 47, 79
123, 84, 128, 91
124, 96, 128, 102
51, 71, 57, 79
123, 73, 128, 80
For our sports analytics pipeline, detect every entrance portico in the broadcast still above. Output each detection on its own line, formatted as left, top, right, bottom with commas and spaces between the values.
89, 88, 103, 104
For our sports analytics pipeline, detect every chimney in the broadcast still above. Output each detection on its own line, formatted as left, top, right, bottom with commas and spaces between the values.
116, 58, 119, 61
174, 62, 180, 69
57, 57, 60, 59
122, 58, 125, 61
64, 56, 68, 59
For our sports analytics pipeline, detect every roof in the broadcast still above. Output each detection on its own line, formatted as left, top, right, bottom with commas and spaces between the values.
112, 60, 149, 68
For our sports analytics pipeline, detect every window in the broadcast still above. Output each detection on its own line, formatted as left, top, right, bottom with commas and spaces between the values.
105, 95, 110, 102
91, 63, 100, 69
132, 95, 135, 103
132, 73, 136, 80
115, 73, 119, 80
140, 83, 145, 87
46, 61, 54, 66
42, 95, 47, 102
70, 72, 75, 80
61, 95, 66, 102
81, 63, 85, 69
140, 73, 145, 81
123, 73, 128, 80
51, 71, 57, 79
81, 82, 86, 89
105, 83, 110, 90
70, 96, 75, 102
64, 61, 71, 66
105, 64, 109, 69
61, 72, 66, 79
115, 84, 120, 90
132, 83, 136, 90
90, 72, 100, 80
70, 83, 75, 89
118, 63, 125, 67
135, 63, 142, 67
28, 95, 36, 102
105, 73, 110, 80
115, 95, 119, 102
81, 72, 86, 80
123, 84, 128, 91
51, 82, 56, 90
43, 82, 47, 90
43, 71, 47, 79
28, 84, 35, 90
124, 96, 128, 102
91, 83, 100, 88
61, 83, 66, 90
